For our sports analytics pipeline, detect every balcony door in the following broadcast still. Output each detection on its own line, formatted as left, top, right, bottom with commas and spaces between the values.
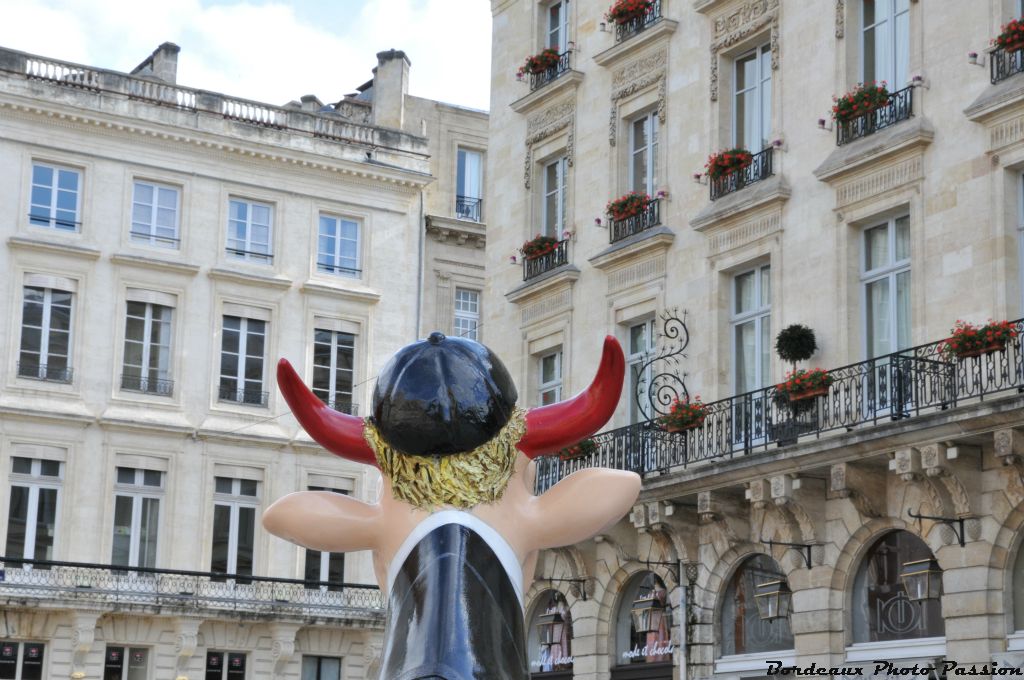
862, 0, 909, 89
733, 43, 772, 151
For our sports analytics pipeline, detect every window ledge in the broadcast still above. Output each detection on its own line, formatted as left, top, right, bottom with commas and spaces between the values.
964, 73, 1024, 122
690, 174, 790, 232
592, 19, 679, 68
844, 637, 946, 663
111, 252, 200, 275
506, 264, 581, 304
8, 235, 101, 260
300, 279, 381, 303
510, 71, 584, 115
589, 226, 675, 270
198, 414, 290, 446
208, 267, 293, 290
715, 650, 795, 675
425, 214, 487, 248
98, 405, 193, 433
813, 116, 934, 184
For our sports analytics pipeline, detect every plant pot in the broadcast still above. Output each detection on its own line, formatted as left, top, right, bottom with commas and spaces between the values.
615, 9, 649, 24
785, 385, 830, 402
955, 341, 1007, 359
663, 420, 703, 433
1002, 41, 1024, 52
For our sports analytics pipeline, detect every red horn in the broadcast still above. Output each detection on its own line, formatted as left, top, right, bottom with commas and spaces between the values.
277, 358, 377, 467
516, 336, 625, 459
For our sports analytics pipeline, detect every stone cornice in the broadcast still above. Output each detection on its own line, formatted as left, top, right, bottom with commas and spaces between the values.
505, 265, 581, 304
964, 74, 1024, 123
300, 280, 382, 303
425, 215, 486, 248
510, 71, 584, 115
592, 20, 679, 68
812, 117, 934, 183
111, 252, 201, 275
690, 174, 790, 232
208, 267, 293, 290
589, 227, 675, 271
7, 235, 101, 260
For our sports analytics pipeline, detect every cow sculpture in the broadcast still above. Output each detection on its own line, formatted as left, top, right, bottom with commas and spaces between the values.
263, 332, 641, 680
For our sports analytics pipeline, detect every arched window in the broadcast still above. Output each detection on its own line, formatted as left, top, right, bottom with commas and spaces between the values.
1012, 539, 1024, 634
613, 571, 674, 676
852, 530, 944, 642
720, 554, 794, 656
526, 589, 574, 677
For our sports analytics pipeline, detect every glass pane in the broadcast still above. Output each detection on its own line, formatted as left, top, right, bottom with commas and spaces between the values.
865, 224, 889, 271
57, 169, 78, 191
39, 460, 61, 478
0, 642, 18, 680
304, 549, 323, 584
5, 486, 29, 559
139, 497, 160, 568
117, 467, 135, 484
236, 507, 255, 576
895, 6, 909, 87
143, 470, 162, 487
896, 270, 911, 351
12, 457, 32, 474
127, 648, 148, 680
864, 24, 877, 82
866, 278, 891, 357
541, 354, 558, 383
321, 658, 342, 680
215, 477, 232, 494
111, 495, 133, 566
760, 266, 771, 307
735, 321, 756, 392
210, 504, 231, 573
33, 488, 58, 561
734, 271, 755, 314
302, 657, 318, 680
894, 215, 910, 261
32, 164, 53, 186
20, 643, 44, 680
239, 480, 258, 497
761, 316, 771, 387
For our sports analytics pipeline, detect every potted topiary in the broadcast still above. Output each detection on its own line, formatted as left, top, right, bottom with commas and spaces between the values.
775, 324, 817, 373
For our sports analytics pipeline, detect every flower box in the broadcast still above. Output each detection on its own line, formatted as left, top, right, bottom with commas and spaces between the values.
704, 148, 753, 179
776, 369, 833, 402
956, 342, 1007, 358
659, 397, 708, 432
517, 48, 561, 77
994, 18, 1024, 51
785, 385, 830, 402
606, 192, 651, 221
941, 320, 1017, 359
520, 234, 559, 260
831, 82, 889, 124
559, 438, 597, 460
605, 0, 653, 24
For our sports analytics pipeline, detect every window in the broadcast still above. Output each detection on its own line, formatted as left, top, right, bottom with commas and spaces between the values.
731, 265, 771, 392
542, 156, 568, 238
0, 642, 45, 680
862, 215, 910, 358
29, 162, 80, 231
527, 590, 573, 673
304, 487, 348, 592
205, 652, 246, 680
734, 44, 772, 151
538, 351, 562, 405
614, 572, 673, 666
456, 148, 483, 222
210, 477, 258, 580
111, 467, 162, 569
862, 0, 909, 89
5, 457, 62, 564
317, 214, 360, 277
18, 286, 73, 383
130, 181, 179, 248
312, 330, 355, 413
301, 656, 342, 680
627, 319, 656, 423
720, 554, 794, 656
122, 302, 173, 396
219, 316, 267, 406
547, 0, 571, 52
226, 199, 272, 264
629, 112, 659, 196
103, 646, 149, 680
1014, 539, 1024, 632
453, 289, 480, 341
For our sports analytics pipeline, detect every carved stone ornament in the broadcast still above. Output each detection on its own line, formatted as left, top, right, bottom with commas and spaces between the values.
609, 50, 668, 146
524, 99, 576, 188
709, 0, 780, 101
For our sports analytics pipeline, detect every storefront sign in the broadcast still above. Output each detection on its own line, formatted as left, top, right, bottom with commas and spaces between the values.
622, 641, 674, 661
531, 654, 574, 669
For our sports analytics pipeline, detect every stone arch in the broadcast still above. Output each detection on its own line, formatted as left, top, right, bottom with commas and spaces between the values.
990, 496, 1024, 636
828, 516, 909, 613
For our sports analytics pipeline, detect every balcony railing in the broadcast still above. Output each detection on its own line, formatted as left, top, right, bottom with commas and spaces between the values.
319, 398, 358, 415
535, 319, 1024, 493
0, 556, 383, 621
456, 195, 483, 222
709, 148, 774, 201
529, 51, 572, 92
120, 373, 174, 397
991, 45, 1024, 85
836, 86, 914, 146
17, 362, 73, 383
610, 198, 661, 243
523, 239, 570, 281
218, 387, 269, 407
614, 0, 663, 43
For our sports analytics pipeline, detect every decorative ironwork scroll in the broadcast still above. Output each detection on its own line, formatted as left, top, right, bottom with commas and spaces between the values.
633, 308, 690, 417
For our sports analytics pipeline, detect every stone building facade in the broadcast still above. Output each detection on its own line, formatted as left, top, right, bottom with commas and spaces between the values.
486, 1, 1024, 678
0, 43, 486, 679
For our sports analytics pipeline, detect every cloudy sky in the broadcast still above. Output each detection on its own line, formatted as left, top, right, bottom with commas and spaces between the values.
0, 0, 493, 110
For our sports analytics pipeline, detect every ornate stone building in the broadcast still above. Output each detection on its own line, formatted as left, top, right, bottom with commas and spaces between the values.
487, 1, 1024, 678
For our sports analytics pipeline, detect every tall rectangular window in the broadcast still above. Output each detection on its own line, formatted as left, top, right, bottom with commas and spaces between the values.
210, 477, 258, 579
103, 646, 149, 680
122, 302, 173, 396
29, 163, 80, 231
456, 149, 483, 222
862, 215, 910, 358
732, 265, 771, 392
226, 199, 272, 264
312, 329, 355, 413
0, 642, 45, 680
301, 657, 342, 680
317, 215, 360, 277
862, 0, 909, 89
543, 157, 568, 238
130, 181, 179, 248
205, 652, 246, 680
547, 0, 571, 51
111, 468, 163, 569
734, 44, 772, 151
453, 288, 480, 341
538, 350, 562, 405
304, 487, 348, 592
630, 112, 659, 196
219, 316, 267, 406
18, 286, 73, 383
628, 319, 656, 423
5, 457, 62, 565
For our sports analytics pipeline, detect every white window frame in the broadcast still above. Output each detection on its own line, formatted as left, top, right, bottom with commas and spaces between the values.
538, 350, 563, 405
226, 198, 273, 264
304, 487, 348, 592
732, 43, 772, 151
547, 0, 571, 52
1018, 175, 1024, 318
312, 329, 356, 412
860, 215, 911, 359
6, 457, 63, 563
219, 316, 266, 405
0, 641, 46, 680
301, 656, 343, 680
130, 180, 180, 248
122, 301, 173, 395
211, 478, 259, 577
205, 650, 247, 680
19, 286, 74, 382
861, 0, 910, 89
456, 148, 484, 222
103, 646, 150, 680
453, 288, 481, 341
29, 162, 80, 231
629, 112, 659, 196
627, 319, 656, 423
111, 468, 163, 569
730, 264, 771, 393
542, 156, 568, 238
317, 214, 361, 278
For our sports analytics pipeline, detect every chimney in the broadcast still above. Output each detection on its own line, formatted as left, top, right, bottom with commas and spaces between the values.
371, 49, 410, 131
131, 42, 180, 84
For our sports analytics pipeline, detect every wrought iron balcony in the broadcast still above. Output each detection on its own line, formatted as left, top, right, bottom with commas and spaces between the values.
614, 0, 663, 43
709, 148, 774, 201
610, 198, 661, 243
528, 51, 572, 92
523, 239, 570, 281
535, 319, 1024, 493
226, 247, 273, 263
318, 397, 358, 415
316, 260, 361, 277
836, 86, 914, 146
456, 196, 483, 222
17, 361, 72, 383
0, 556, 383, 621
218, 386, 269, 407
120, 373, 174, 397
991, 45, 1024, 85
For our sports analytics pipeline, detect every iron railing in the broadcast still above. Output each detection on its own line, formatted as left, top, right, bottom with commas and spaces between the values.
316, 261, 361, 277
120, 374, 174, 397
218, 387, 269, 407
28, 212, 80, 230
0, 556, 383, 621
523, 239, 570, 281
614, 0, 663, 43
536, 319, 1024, 492
529, 51, 572, 91
836, 86, 914, 146
456, 196, 483, 222
610, 198, 661, 243
226, 247, 273, 263
320, 399, 358, 415
709, 148, 774, 201
991, 44, 1024, 85
17, 362, 72, 383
